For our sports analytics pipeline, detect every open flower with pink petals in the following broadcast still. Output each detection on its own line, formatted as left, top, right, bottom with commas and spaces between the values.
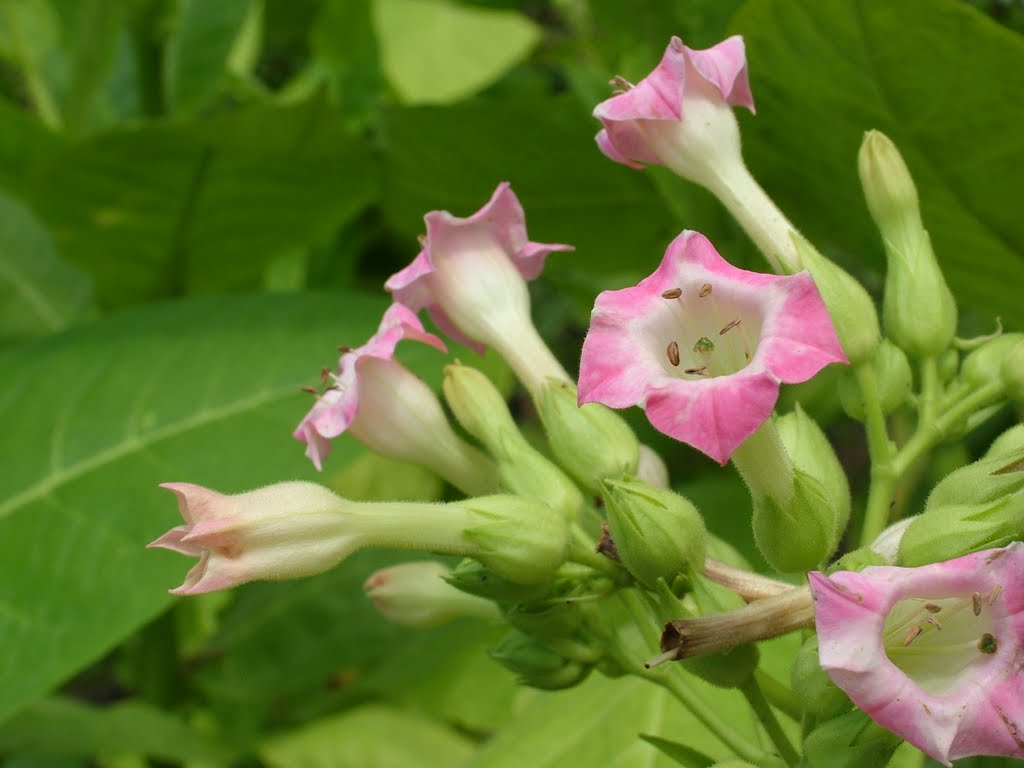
385, 182, 573, 394
149, 482, 359, 595
578, 230, 846, 464
294, 303, 497, 496
810, 544, 1024, 765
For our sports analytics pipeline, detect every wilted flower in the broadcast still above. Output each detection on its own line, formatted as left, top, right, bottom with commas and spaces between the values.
385, 182, 573, 394
293, 303, 497, 496
810, 544, 1024, 765
578, 230, 846, 464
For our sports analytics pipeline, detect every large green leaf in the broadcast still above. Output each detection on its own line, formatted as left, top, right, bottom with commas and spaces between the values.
734, 0, 1024, 327
18, 102, 378, 306
373, 0, 541, 105
0, 291, 385, 725
0, 188, 95, 342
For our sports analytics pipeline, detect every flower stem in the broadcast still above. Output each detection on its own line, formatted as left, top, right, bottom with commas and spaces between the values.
740, 677, 800, 767
732, 418, 795, 507
856, 361, 898, 546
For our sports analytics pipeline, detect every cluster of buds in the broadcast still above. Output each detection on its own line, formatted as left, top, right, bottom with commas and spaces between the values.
149, 30, 1024, 768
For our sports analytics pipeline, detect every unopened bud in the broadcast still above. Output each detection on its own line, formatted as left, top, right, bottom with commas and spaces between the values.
445, 559, 549, 603
898, 494, 1024, 567
536, 378, 639, 493
986, 424, 1024, 459
788, 233, 879, 365
859, 131, 957, 358
803, 711, 901, 768
364, 561, 500, 627
838, 339, 912, 421
790, 636, 850, 719
961, 333, 1024, 388
600, 478, 707, 589
753, 470, 839, 572
1001, 337, 1024, 401
489, 631, 591, 690
927, 443, 1024, 510
444, 364, 585, 520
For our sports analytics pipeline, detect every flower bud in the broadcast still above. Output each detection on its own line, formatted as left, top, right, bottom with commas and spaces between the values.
599, 478, 707, 589
898, 494, 1024, 567
788, 233, 879, 365
1001, 337, 1024, 401
445, 559, 549, 603
926, 443, 1024, 510
775, 405, 850, 542
636, 443, 670, 488
489, 631, 591, 690
961, 333, 1024, 388
364, 561, 500, 627
462, 495, 571, 585
859, 131, 957, 358
504, 600, 584, 640
753, 470, 840, 572
986, 423, 1024, 459
535, 378, 639, 494
803, 710, 901, 768
837, 339, 912, 421
443, 363, 585, 520
790, 636, 850, 720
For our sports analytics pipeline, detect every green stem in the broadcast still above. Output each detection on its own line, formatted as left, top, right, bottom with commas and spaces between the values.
754, 668, 802, 722
856, 362, 898, 546
569, 525, 624, 579
917, 357, 940, 426
741, 677, 800, 768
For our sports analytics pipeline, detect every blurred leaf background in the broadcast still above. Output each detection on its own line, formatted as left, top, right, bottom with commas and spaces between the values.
0, 0, 1022, 765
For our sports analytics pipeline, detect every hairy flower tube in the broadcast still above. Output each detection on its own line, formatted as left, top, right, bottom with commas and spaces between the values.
151, 482, 572, 594
810, 545, 1024, 765
578, 231, 846, 464
293, 303, 497, 496
385, 182, 573, 394
593, 36, 800, 273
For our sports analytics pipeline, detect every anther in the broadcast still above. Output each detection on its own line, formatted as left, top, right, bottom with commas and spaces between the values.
337, 345, 352, 353
609, 75, 634, 93
320, 367, 331, 383
417, 234, 427, 247
693, 337, 715, 354
978, 633, 998, 655
924, 603, 942, 613
973, 592, 983, 616
666, 341, 680, 367
719, 319, 742, 335
300, 385, 319, 396
903, 625, 923, 646
684, 366, 708, 376
698, 283, 712, 298
661, 287, 683, 299
989, 585, 1003, 605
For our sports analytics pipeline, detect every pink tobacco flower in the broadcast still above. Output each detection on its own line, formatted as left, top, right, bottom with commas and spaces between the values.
578, 231, 846, 464
294, 303, 497, 496
149, 482, 358, 595
593, 35, 753, 174
385, 182, 573, 394
810, 544, 1024, 765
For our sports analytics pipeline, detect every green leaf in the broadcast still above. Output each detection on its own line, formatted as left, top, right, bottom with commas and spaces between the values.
260, 703, 475, 768
373, 0, 541, 105
0, 291, 384, 725
0, 188, 95, 342
20, 102, 378, 306
58, 0, 124, 133
637, 735, 714, 768
734, 0, 1024, 328
0, 697, 224, 762
164, 0, 253, 115
0, 0, 59, 64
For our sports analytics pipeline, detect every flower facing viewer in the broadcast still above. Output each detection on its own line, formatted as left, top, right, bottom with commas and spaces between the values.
578, 231, 845, 464
810, 545, 1024, 765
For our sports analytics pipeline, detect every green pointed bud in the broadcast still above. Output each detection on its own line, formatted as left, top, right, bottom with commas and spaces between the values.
986, 423, 1024, 459
938, 348, 960, 382
837, 339, 912, 421
859, 130, 957, 358
753, 470, 838, 572
790, 636, 851, 720
1001, 336, 1024, 401
489, 630, 591, 690
443, 364, 584, 521
898, 494, 1024, 567
445, 559, 549, 603
505, 600, 583, 640
776, 405, 851, 543
535, 378, 639, 494
462, 495, 570, 585
600, 478, 707, 589
927, 444, 1024, 509
961, 333, 1024, 388
803, 710, 901, 768
364, 561, 501, 628
788, 233, 879, 364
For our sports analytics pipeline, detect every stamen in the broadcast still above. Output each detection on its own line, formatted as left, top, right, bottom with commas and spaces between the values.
684, 366, 708, 376
337, 345, 353, 353
903, 625, 923, 646
609, 75, 634, 93
989, 585, 1003, 605
924, 603, 942, 613
924, 616, 943, 630
973, 593, 983, 616
698, 283, 712, 298
693, 337, 715, 354
320, 367, 331, 384
978, 633, 998, 655
661, 287, 683, 299
300, 386, 319, 396
719, 319, 742, 335
417, 234, 427, 247
666, 341, 680, 367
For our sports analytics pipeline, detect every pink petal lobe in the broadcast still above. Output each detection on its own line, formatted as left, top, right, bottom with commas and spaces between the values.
681, 35, 755, 113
